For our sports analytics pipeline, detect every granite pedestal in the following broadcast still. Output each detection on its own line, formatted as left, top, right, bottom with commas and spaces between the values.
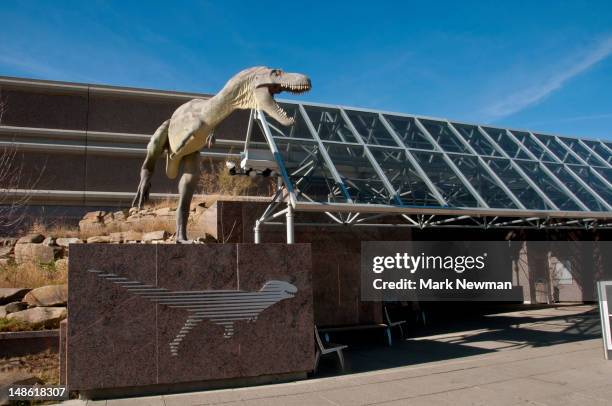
66, 243, 313, 398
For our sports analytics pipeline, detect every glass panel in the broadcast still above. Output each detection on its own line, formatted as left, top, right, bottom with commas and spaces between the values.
544, 163, 608, 211
565, 165, 612, 205
383, 115, 435, 150
412, 151, 480, 207
557, 137, 606, 166
515, 161, 581, 211
484, 158, 553, 210
510, 131, 556, 162
581, 140, 612, 165
274, 139, 349, 204
587, 140, 611, 161
593, 167, 612, 184
452, 123, 502, 156
419, 119, 470, 153
344, 110, 399, 147
532, 134, 581, 164
369, 147, 441, 206
323, 143, 392, 204
303, 106, 359, 143
481, 127, 531, 160
448, 154, 517, 208
263, 103, 314, 139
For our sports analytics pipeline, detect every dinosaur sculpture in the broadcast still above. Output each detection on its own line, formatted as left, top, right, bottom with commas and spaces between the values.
131, 66, 311, 243
89, 269, 297, 356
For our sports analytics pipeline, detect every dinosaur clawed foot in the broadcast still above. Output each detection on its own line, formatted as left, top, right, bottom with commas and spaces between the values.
132, 179, 151, 209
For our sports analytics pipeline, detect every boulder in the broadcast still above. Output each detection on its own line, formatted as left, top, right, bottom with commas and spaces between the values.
7, 306, 67, 328
23, 284, 68, 307
0, 288, 31, 305
56, 237, 82, 247
14, 242, 56, 263
4, 301, 27, 314
142, 230, 169, 242
42, 236, 56, 246
87, 235, 111, 243
17, 234, 44, 244
103, 212, 115, 224
113, 210, 127, 221
82, 210, 105, 221
0, 306, 5, 318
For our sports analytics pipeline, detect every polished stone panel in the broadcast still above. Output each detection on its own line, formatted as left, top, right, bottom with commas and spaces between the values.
67, 243, 313, 392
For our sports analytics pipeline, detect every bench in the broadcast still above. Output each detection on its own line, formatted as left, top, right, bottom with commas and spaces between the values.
314, 326, 347, 373
319, 306, 407, 346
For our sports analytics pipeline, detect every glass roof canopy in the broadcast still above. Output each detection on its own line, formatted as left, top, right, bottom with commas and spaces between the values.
247, 100, 612, 231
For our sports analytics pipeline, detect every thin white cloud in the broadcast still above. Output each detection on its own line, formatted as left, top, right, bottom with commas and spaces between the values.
483, 36, 612, 121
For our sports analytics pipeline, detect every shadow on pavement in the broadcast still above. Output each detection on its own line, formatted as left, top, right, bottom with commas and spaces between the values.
314, 304, 600, 377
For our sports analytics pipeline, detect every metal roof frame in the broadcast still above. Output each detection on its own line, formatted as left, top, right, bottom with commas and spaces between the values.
249, 101, 611, 241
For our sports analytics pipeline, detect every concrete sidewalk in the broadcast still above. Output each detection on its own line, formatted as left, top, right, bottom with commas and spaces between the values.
64, 305, 612, 405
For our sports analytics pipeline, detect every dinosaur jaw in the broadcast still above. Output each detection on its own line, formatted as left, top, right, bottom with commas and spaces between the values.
255, 80, 311, 126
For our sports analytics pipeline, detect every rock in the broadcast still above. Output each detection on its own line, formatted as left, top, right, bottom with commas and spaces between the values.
0, 258, 10, 267
23, 284, 68, 307
42, 236, 56, 246
142, 230, 169, 242
82, 210, 105, 221
4, 301, 27, 314
110, 231, 142, 243
7, 306, 67, 328
113, 210, 127, 221
14, 242, 56, 263
56, 237, 82, 247
103, 212, 115, 224
0, 245, 12, 258
87, 235, 111, 243
154, 207, 175, 216
0, 306, 5, 318
129, 207, 139, 215
17, 234, 45, 244
0, 288, 30, 305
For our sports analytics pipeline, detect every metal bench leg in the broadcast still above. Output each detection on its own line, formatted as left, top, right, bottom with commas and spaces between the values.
337, 349, 345, 372
386, 327, 393, 346
399, 324, 404, 340
314, 349, 321, 374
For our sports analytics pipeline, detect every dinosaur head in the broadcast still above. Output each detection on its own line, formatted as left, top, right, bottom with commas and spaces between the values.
228, 66, 311, 126
260, 280, 298, 300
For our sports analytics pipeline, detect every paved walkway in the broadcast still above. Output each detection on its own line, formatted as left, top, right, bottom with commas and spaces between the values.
63, 305, 612, 405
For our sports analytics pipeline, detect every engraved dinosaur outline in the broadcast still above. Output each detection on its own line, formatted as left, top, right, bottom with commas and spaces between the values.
88, 269, 297, 356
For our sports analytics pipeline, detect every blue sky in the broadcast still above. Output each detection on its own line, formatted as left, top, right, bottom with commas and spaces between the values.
1, 1, 611, 140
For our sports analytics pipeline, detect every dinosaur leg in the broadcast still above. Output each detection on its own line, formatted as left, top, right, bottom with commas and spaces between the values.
132, 119, 170, 209
169, 315, 202, 356
176, 151, 200, 243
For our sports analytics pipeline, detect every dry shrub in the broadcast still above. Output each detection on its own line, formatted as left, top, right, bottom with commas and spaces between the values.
28, 220, 80, 238
0, 260, 67, 288
0, 349, 60, 385
200, 160, 255, 196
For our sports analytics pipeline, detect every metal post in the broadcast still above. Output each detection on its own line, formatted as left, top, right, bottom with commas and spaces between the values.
254, 220, 261, 244
286, 204, 295, 244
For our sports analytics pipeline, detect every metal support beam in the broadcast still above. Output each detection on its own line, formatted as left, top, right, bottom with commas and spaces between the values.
286, 203, 295, 244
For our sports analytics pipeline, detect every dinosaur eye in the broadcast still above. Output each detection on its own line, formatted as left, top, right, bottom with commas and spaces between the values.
272, 69, 282, 76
